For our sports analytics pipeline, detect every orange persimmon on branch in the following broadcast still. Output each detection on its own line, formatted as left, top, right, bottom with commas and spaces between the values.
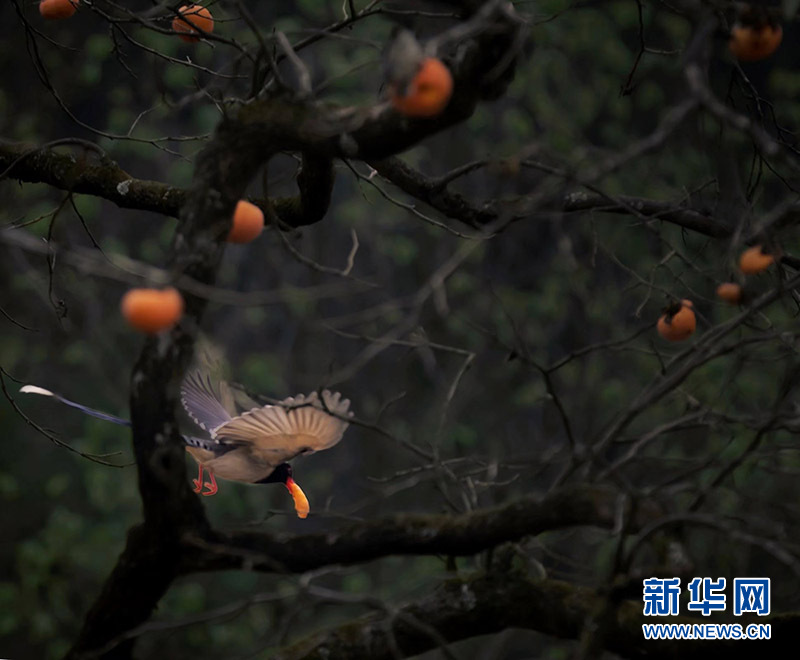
657, 299, 696, 341
729, 5, 782, 62
739, 245, 775, 274
227, 201, 264, 244
39, 0, 78, 20
729, 22, 782, 62
172, 4, 214, 43
716, 282, 742, 305
390, 58, 454, 118
120, 287, 184, 334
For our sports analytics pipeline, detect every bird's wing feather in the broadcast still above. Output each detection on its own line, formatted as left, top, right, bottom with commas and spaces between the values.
214, 390, 353, 460
180, 371, 235, 435
183, 434, 238, 457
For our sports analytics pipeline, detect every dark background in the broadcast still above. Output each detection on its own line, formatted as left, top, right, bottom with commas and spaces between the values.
1, 0, 799, 658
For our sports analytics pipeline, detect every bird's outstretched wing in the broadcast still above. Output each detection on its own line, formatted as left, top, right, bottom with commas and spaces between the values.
214, 390, 353, 462
180, 371, 235, 435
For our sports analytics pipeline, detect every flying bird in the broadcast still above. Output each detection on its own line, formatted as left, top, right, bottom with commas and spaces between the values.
19, 372, 353, 518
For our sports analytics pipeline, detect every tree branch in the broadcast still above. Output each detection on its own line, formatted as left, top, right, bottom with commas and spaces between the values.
273, 569, 796, 660
0, 140, 333, 228
179, 486, 632, 574
64, 117, 270, 660
2, 1, 523, 227
0, 139, 185, 215
41, 4, 526, 657
369, 156, 732, 238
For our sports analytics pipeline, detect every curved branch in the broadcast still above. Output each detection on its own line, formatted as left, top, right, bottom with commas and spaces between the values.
10, 138, 795, 253
179, 486, 632, 574
0, 140, 332, 228
272, 152, 335, 227
2, 2, 522, 228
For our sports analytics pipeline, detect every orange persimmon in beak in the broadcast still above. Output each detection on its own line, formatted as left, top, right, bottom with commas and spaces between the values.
286, 478, 310, 519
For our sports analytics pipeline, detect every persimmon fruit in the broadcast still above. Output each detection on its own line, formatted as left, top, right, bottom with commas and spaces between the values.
716, 282, 742, 304
121, 287, 184, 334
729, 23, 782, 62
227, 200, 264, 244
287, 479, 310, 519
40, 0, 78, 19
173, 4, 213, 43
738, 245, 775, 274
390, 57, 453, 118
657, 299, 696, 342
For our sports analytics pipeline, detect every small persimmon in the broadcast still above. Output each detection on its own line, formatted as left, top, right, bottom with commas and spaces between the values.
173, 4, 213, 43
390, 57, 453, 118
121, 287, 184, 334
729, 23, 782, 62
657, 299, 696, 342
738, 245, 775, 274
227, 200, 264, 244
40, 0, 78, 20
716, 282, 742, 304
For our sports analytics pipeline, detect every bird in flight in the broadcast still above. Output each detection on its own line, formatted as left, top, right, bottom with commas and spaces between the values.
20, 372, 353, 518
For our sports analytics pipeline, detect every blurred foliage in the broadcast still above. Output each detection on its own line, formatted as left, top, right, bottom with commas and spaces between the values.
1, 0, 800, 658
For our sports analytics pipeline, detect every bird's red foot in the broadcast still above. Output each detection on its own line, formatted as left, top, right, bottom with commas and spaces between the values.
202, 472, 218, 496
192, 464, 205, 493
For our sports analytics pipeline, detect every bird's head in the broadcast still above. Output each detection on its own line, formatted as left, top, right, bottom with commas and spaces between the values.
261, 463, 310, 519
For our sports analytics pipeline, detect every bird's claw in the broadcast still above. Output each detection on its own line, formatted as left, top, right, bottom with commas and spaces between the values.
192, 465, 216, 495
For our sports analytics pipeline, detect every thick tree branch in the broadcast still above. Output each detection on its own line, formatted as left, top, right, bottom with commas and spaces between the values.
64, 117, 271, 660
10, 137, 796, 253
1, 1, 522, 227
213, 2, 522, 161
0, 140, 332, 228
0, 139, 185, 215
10, 132, 780, 253
179, 486, 635, 574
273, 569, 795, 660
57, 5, 525, 658
65, 525, 184, 660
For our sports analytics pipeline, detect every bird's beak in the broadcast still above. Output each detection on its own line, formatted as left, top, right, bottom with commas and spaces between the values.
285, 477, 309, 519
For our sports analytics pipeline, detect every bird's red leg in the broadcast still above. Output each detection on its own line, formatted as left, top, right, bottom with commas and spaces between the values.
202, 470, 218, 496
192, 464, 204, 493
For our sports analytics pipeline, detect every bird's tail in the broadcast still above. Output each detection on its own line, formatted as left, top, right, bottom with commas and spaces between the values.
19, 385, 132, 427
